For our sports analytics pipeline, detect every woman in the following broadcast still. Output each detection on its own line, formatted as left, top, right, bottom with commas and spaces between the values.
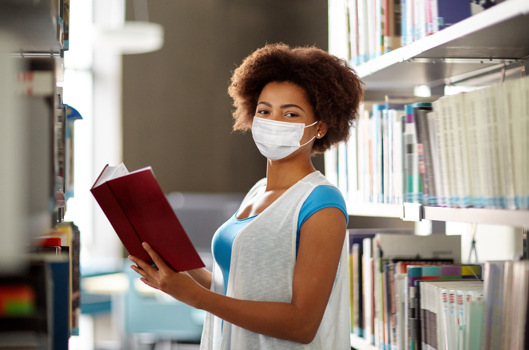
128, 43, 364, 349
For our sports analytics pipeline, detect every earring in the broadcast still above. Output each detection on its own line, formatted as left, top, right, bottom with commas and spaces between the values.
317, 133, 321, 138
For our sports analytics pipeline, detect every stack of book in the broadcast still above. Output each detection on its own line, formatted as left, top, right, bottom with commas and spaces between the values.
348, 232, 529, 350
332, 75, 529, 209
329, 0, 489, 65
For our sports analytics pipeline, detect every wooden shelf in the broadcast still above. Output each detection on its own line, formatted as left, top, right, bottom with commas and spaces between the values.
350, 333, 378, 350
355, 0, 529, 90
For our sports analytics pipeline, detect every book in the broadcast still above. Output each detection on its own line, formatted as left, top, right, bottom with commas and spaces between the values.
91, 163, 205, 272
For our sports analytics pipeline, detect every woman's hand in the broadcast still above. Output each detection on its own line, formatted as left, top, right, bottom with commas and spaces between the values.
128, 242, 205, 307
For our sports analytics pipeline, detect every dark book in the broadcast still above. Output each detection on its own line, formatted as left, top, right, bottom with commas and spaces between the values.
91, 163, 204, 272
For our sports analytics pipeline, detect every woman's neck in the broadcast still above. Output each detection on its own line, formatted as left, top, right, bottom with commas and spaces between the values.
265, 156, 316, 192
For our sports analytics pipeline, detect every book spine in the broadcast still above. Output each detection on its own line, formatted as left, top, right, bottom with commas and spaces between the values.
404, 105, 417, 203
401, 0, 407, 46
463, 90, 485, 208
478, 87, 502, 208
324, 148, 339, 187
348, 123, 359, 203
523, 77, 529, 209
449, 94, 472, 207
348, 0, 359, 65
406, 0, 414, 45
421, 112, 437, 206
433, 99, 451, 207
363, 238, 374, 343
338, 141, 348, 197
498, 81, 517, 209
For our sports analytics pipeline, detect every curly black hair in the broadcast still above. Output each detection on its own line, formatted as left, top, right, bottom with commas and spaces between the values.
228, 43, 364, 153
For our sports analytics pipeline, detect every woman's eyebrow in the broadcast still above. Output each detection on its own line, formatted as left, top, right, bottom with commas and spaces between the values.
257, 101, 305, 112
280, 104, 304, 112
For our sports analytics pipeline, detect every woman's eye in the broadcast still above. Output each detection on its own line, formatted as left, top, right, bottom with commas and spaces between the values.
257, 110, 269, 115
286, 113, 298, 118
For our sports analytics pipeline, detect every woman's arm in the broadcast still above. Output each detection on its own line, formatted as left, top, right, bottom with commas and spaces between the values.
185, 268, 212, 290
129, 206, 346, 344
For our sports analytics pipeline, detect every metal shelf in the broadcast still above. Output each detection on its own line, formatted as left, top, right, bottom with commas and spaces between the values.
355, 0, 529, 89
347, 203, 529, 227
0, 0, 62, 54
423, 206, 529, 227
346, 202, 402, 218
350, 334, 378, 350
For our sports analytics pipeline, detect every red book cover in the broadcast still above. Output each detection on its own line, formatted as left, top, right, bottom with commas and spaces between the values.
91, 165, 205, 272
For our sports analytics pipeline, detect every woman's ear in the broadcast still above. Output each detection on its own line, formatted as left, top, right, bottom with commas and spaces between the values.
316, 121, 328, 139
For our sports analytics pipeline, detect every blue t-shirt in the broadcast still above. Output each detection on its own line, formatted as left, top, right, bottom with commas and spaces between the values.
211, 185, 348, 295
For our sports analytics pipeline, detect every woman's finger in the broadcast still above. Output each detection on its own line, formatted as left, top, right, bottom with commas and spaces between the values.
142, 242, 170, 271
130, 264, 149, 279
128, 255, 158, 276
140, 277, 159, 290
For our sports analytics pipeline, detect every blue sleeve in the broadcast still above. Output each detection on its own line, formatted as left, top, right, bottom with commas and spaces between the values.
296, 185, 349, 256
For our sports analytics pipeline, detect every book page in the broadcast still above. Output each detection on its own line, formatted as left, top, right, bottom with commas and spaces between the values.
93, 163, 129, 188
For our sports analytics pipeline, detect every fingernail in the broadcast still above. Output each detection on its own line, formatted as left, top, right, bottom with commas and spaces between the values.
142, 242, 148, 248
127, 255, 132, 260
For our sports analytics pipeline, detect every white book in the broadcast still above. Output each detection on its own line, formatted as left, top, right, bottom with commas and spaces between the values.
477, 86, 502, 208
515, 77, 529, 209
347, 123, 359, 203
393, 112, 405, 205
439, 96, 458, 207
448, 93, 472, 207
427, 111, 443, 207
396, 273, 407, 350
375, 0, 382, 57
406, 0, 414, 44
357, 0, 369, 63
363, 238, 374, 344
416, 281, 481, 350
497, 81, 518, 209
357, 111, 366, 202
338, 141, 348, 197
463, 89, 486, 208
432, 99, 450, 207
366, 0, 375, 61
348, 0, 359, 64
324, 147, 339, 187
383, 110, 390, 203
431, 0, 439, 33
500, 261, 513, 350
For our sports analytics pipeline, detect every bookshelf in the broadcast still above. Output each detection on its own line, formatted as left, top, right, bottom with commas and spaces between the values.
328, 1, 529, 349
337, 0, 529, 228
0, 1, 78, 348
354, 0, 529, 90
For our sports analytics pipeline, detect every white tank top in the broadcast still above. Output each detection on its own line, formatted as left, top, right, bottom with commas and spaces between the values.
200, 171, 350, 350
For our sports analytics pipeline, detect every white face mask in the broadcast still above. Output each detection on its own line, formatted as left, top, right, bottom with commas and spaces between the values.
251, 116, 318, 160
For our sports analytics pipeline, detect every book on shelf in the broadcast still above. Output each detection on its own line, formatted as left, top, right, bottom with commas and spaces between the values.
330, 0, 491, 65
349, 256, 529, 350
348, 229, 414, 338
344, 75, 529, 210
91, 163, 205, 272
348, 233, 464, 349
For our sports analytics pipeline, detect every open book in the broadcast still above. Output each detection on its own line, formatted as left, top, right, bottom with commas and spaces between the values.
90, 163, 204, 272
